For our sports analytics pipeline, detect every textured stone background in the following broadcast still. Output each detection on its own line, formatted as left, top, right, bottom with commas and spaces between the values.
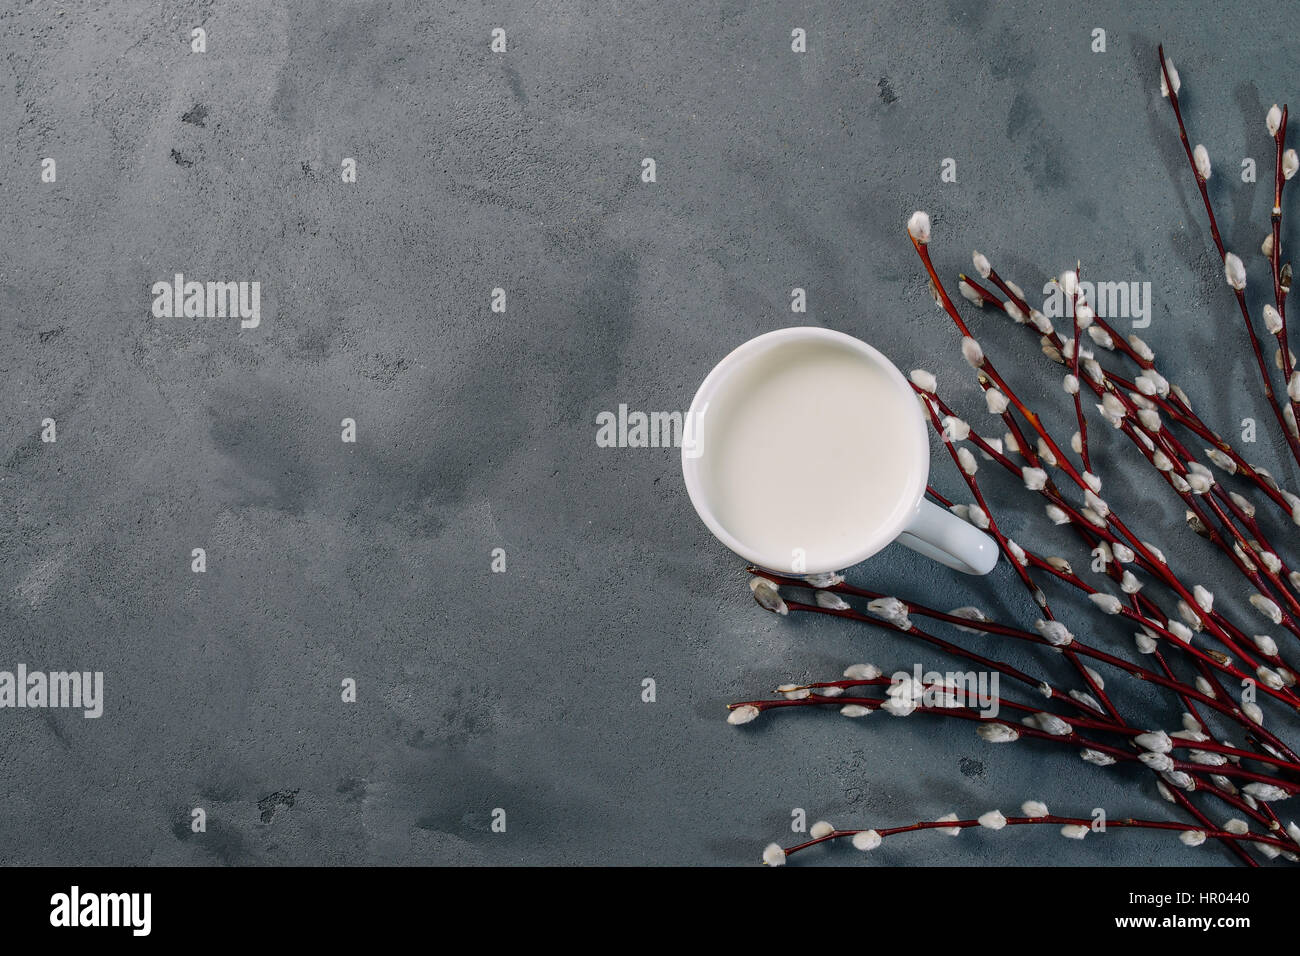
2, 0, 1297, 865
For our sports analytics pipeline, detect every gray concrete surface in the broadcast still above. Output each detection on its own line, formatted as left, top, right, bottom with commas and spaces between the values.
2, 0, 1297, 865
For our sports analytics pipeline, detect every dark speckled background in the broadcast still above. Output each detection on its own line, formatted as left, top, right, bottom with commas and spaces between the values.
2, 0, 1297, 865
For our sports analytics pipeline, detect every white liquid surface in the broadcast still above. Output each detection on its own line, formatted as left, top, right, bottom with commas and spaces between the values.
698, 340, 926, 568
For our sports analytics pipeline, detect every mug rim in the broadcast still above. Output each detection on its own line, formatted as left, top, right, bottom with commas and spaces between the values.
681, 326, 930, 574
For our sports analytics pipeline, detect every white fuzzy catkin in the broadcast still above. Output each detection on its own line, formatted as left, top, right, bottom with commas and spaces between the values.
1256, 666, 1285, 691
1253, 634, 1279, 656
1021, 800, 1049, 818
843, 663, 882, 680
802, 571, 844, 588
1022, 466, 1048, 491
978, 810, 1007, 830
1250, 593, 1284, 625
972, 250, 992, 278
1243, 782, 1290, 802
1035, 619, 1074, 646
1193, 144, 1211, 179
852, 829, 882, 851
942, 416, 970, 442
1140, 752, 1175, 772
881, 696, 917, 717
1135, 730, 1173, 754
909, 369, 937, 393
1089, 592, 1123, 614
727, 705, 760, 725
1060, 824, 1089, 840
961, 336, 985, 368
763, 843, 786, 866
839, 704, 871, 718
1160, 58, 1180, 97
907, 210, 931, 243
867, 597, 911, 630
1205, 448, 1236, 474
1268, 103, 1283, 137
1224, 252, 1247, 290
1128, 334, 1154, 361
815, 590, 850, 611
1084, 490, 1110, 517
749, 578, 788, 616
947, 607, 990, 636
1193, 585, 1214, 613
810, 820, 834, 839
984, 388, 1009, 414
1032, 713, 1071, 736
978, 723, 1019, 743
1087, 325, 1114, 350
1284, 149, 1299, 181
1080, 748, 1116, 766
957, 447, 978, 475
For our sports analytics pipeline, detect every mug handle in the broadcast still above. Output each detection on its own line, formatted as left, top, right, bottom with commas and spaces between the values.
894, 498, 999, 575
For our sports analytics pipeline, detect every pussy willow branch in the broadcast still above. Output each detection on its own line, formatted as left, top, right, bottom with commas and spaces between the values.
916, 379, 1120, 718
744, 672, 1300, 775
733, 688, 1297, 841
768, 812, 1299, 864
740, 51, 1300, 868
1158, 44, 1300, 467
1069, 268, 1092, 472
960, 271, 1300, 623
750, 570, 1300, 763
970, 250, 1299, 521
732, 685, 1300, 821
1268, 104, 1300, 444
915, 254, 1300, 697
916, 232, 1243, 662
921, 359, 1300, 657
909, 241, 1298, 703
911, 383, 1300, 766
767, 593, 1100, 720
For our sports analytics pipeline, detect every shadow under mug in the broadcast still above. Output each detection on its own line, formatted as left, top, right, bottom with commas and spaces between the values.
681, 327, 998, 576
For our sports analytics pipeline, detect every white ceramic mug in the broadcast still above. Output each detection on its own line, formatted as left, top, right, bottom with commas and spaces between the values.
681, 327, 998, 576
